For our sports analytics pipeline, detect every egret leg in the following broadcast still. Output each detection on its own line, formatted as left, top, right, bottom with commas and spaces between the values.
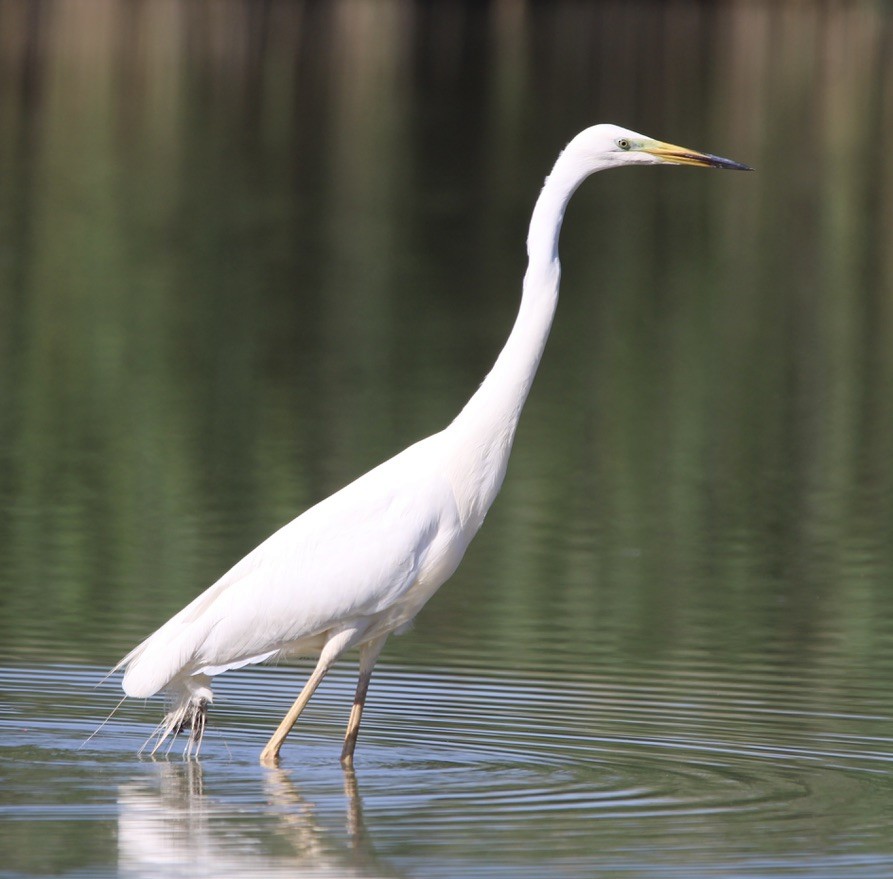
260, 628, 358, 766
340, 635, 388, 767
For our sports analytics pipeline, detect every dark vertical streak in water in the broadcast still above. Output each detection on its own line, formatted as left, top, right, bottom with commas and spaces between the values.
0, 1, 49, 636
854, 12, 893, 574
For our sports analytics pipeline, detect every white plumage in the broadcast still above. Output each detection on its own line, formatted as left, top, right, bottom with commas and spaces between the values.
117, 124, 749, 763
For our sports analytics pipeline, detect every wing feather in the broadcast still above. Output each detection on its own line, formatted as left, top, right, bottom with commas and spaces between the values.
120, 435, 461, 697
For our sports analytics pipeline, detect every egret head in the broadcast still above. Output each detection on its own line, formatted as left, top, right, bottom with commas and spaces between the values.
566, 123, 752, 172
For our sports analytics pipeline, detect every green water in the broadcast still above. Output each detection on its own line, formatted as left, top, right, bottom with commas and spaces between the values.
1, 1, 893, 877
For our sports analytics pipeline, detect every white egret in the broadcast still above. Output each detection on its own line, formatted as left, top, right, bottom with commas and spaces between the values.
116, 124, 750, 765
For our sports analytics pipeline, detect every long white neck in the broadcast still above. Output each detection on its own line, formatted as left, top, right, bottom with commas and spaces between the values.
445, 144, 602, 528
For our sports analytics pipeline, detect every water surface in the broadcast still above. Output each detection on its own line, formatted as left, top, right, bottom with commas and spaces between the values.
3, 656, 893, 878
2, 1, 893, 877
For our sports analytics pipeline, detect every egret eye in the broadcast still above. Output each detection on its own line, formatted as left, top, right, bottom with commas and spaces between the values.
617, 138, 631, 151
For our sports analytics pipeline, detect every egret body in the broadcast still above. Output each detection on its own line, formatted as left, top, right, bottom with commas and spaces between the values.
117, 124, 749, 764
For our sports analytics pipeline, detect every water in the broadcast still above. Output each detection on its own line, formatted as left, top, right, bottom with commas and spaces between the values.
2, 0, 893, 876
3, 660, 893, 877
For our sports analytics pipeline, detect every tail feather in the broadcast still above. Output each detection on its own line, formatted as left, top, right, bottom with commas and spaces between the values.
141, 676, 214, 759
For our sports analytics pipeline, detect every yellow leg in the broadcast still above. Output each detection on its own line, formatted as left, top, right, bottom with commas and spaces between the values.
260, 663, 327, 765
340, 635, 388, 767
260, 629, 357, 766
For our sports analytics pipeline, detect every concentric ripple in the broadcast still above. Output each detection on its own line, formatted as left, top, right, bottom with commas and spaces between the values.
2, 661, 893, 878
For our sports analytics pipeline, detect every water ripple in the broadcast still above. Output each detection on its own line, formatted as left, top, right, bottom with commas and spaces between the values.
2, 661, 893, 878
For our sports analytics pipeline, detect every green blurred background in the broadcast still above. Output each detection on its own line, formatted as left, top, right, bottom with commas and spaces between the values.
0, 0, 891, 688
2, 3, 893, 877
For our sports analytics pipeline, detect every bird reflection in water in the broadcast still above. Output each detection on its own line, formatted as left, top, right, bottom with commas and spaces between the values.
117, 762, 398, 878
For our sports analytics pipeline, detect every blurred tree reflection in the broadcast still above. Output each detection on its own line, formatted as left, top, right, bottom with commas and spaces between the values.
0, 0, 890, 706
